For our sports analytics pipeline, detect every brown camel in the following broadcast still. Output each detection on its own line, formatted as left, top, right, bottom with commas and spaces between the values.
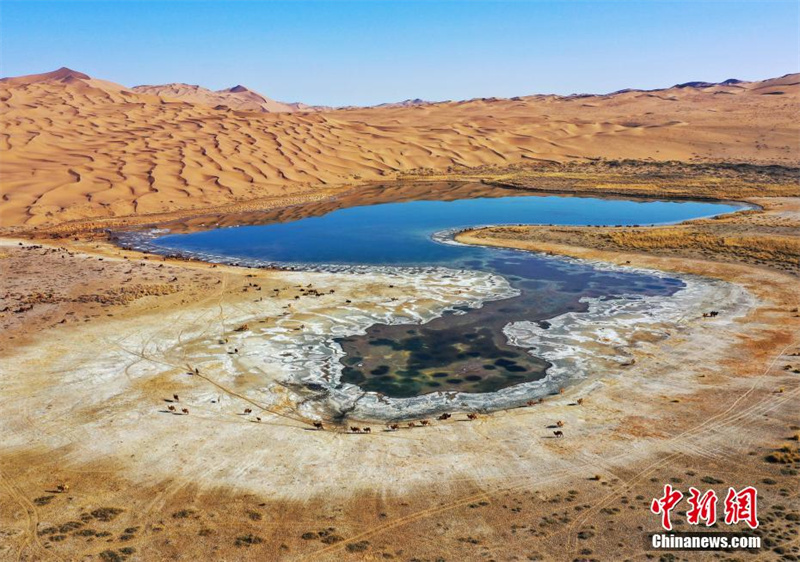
437, 413, 452, 420
167, 405, 176, 412
407, 422, 416, 428
556, 420, 564, 427
388, 424, 399, 431
181, 408, 189, 415
56, 483, 69, 493
553, 430, 564, 438
313, 421, 324, 430
173, 394, 179, 401
467, 413, 479, 420
526, 399, 537, 406
350, 426, 361, 433
244, 408, 252, 414
577, 398, 584, 406
363, 427, 371, 433
420, 420, 430, 426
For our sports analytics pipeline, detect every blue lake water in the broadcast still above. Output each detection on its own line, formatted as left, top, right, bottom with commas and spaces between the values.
149, 192, 742, 398
154, 195, 739, 267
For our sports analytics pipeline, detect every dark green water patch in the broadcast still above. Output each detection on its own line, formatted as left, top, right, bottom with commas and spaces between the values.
339, 319, 550, 396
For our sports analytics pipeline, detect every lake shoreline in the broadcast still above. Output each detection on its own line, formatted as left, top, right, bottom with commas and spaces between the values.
96, 191, 746, 416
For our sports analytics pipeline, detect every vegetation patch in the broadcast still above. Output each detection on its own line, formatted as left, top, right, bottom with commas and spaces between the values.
34, 495, 55, 506
766, 443, 800, 464
235, 533, 264, 547
346, 540, 370, 552
91, 507, 124, 522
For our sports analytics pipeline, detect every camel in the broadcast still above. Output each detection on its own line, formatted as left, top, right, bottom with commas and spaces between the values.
181, 408, 189, 415
363, 427, 372, 433
437, 413, 452, 420
167, 405, 176, 412
56, 483, 69, 493
350, 426, 361, 433
467, 413, 479, 420
255, 417, 262, 422
173, 394, 179, 401
313, 421, 324, 430
553, 430, 564, 438
388, 424, 399, 431
577, 398, 584, 406
556, 420, 564, 427
420, 420, 430, 426
407, 422, 416, 428
244, 408, 252, 414
526, 400, 537, 406
559, 387, 565, 394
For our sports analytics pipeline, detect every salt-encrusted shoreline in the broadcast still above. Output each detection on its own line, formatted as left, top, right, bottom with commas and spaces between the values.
297, 268, 751, 421
106, 226, 755, 421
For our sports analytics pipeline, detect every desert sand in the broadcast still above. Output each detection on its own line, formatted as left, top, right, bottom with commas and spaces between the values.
130, 83, 325, 115
1, 68, 799, 562
0, 68, 797, 230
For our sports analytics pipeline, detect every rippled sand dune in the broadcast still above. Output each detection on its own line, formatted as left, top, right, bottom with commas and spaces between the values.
1, 68, 797, 228
130, 82, 326, 114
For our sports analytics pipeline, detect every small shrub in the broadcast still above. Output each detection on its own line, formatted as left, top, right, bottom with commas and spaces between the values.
346, 540, 370, 552
91, 507, 124, 522
235, 533, 264, 547
700, 476, 724, 485
99, 551, 123, 562
320, 534, 344, 544
59, 521, 84, 533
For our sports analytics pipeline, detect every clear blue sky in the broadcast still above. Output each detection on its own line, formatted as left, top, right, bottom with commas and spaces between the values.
1, 1, 798, 106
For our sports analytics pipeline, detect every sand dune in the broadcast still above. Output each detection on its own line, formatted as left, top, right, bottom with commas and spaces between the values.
1, 68, 797, 228
131, 82, 325, 114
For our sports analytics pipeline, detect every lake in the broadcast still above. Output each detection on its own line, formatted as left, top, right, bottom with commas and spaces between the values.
148, 190, 742, 399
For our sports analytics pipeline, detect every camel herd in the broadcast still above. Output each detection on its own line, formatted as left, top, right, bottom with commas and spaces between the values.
161, 390, 584, 439
166, 405, 189, 414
